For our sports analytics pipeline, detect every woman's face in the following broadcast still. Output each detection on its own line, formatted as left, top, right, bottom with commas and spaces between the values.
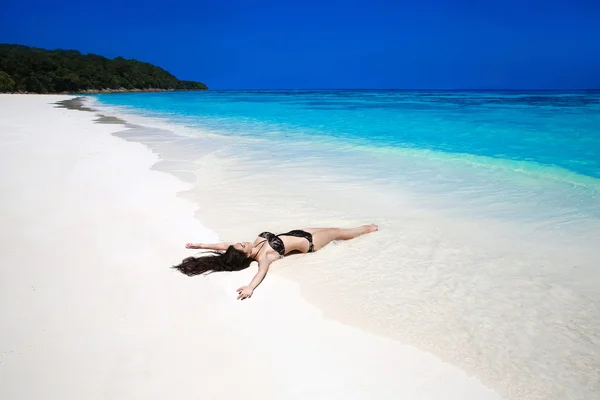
233, 241, 253, 256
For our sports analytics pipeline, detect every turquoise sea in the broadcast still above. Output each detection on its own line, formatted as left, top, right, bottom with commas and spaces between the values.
96, 90, 600, 178
92, 91, 600, 400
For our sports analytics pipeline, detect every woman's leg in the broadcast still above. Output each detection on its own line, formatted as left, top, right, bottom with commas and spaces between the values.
304, 224, 378, 251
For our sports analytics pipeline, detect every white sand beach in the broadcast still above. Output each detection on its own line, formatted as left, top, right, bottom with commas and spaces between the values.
0, 95, 501, 399
86, 93, 600, 400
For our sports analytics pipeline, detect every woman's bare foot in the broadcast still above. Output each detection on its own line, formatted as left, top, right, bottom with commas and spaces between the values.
364, 224, 378, 233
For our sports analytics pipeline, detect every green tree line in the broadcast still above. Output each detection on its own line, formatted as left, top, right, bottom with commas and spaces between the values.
0, 44, 208, 93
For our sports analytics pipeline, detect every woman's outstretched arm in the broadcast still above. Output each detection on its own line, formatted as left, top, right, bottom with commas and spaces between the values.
185, 242, 232, 251
236, 258, 271, 300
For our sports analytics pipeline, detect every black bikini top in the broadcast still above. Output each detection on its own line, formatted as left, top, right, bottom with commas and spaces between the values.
258, 232, 286, 255
258, 230, 314, 256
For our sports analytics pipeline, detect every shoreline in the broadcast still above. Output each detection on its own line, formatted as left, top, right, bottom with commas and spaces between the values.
0, 94, 501, 399
1, 88, 208, 95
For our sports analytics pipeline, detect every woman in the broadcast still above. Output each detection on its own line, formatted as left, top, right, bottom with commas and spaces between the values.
174, 224, 378, 300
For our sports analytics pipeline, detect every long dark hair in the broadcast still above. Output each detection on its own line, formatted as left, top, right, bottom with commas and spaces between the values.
173, 246, 253, 276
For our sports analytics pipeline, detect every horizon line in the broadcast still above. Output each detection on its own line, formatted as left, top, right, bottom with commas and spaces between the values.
199, 88, 600, 92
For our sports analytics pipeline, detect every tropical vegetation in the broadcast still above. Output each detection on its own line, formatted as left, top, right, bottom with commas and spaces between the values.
0, 44, 208, 93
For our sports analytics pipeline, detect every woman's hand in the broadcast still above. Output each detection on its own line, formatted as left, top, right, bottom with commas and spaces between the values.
236, 286, 254, 300
185, 243, 203, 249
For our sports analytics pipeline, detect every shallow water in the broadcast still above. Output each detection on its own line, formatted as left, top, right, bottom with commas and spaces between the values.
91, 91, 600, 400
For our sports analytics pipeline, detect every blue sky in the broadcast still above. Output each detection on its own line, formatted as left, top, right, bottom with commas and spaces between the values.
2, 0, 599, 89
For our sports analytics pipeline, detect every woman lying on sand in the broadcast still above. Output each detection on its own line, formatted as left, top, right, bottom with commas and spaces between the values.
174, 224, 378, 300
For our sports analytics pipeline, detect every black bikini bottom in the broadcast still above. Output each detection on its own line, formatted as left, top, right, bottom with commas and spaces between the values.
280, 230, 315, 253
